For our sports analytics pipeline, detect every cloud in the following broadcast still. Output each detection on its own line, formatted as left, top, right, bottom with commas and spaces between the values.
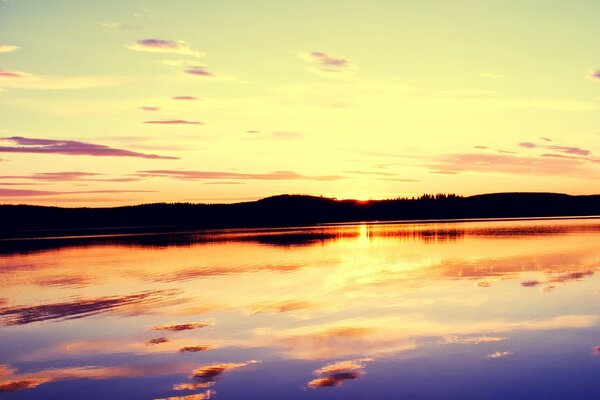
184, 66, 214, 77
250, 300, 314, 314
518, 141, 591, 156
140, 106, 161, 111
298, 51, 352, 75
308, 359, 369, 389
156, 390, 214, 400
549, 270, 594, 282
172, 382, 213, 391
0, 136, 178, 159
0, 289, 182, 325
0, 44, 19, 53
0, 363, 193, 394
152, 263, 304, 282
487, 351, 512, 359
136, 169, 344, 181
0, 69, 29, 78
0, 188, 154, 197
0, 378, 48, 392
190, 361, 258, 385
298, 51, 348, 72
261, 314, 598, 360
144, 119, 204, 125
0, 71, 125, 90
146, 337, 170, 345
179, 345, 212, 353
426, 152, 595, 177
0, 171, 140, 183
149, 322, 212, 332
521, 271, 593, 289
172, 96, 198, 100
590, 70, 600, 80
593, 346, 600, 356
443, 336, 506, 345
126, 39, 205, 58
521, 280, 541, 287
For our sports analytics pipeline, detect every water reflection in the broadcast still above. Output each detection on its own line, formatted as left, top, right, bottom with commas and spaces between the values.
1, 218, 600, 399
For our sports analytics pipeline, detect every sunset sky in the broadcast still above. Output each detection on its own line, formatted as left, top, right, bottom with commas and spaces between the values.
1, 0, 600, 206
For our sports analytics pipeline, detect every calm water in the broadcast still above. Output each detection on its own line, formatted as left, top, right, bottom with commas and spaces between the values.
2, 218, 600, 399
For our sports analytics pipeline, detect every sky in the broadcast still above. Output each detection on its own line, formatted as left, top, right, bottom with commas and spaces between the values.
1, 0, 600, 206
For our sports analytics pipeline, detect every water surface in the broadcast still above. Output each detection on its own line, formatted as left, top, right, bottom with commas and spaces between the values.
2, 218, 600, 399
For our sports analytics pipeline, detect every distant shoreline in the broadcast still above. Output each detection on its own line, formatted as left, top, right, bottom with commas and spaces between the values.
0, 214, 599, 243
2, 192, 600, 240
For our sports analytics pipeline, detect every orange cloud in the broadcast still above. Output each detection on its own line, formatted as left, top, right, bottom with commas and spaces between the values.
155, 390, 214, 400
308, 358, 370, 389
149, 322, 212, 332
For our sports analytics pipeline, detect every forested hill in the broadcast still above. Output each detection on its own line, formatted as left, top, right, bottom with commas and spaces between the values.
1, 192, 599, 238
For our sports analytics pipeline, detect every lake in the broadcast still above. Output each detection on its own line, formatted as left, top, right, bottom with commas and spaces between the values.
1, 218, 600, 399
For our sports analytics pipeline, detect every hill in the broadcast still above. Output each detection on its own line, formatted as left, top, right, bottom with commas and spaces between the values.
1, 192, 599, 239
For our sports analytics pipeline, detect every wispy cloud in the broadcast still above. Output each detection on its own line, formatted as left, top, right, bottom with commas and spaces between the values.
0, 44, 19, 53
0, 188, 153, 197
0, 70, 125, 89
140, 106, 161, 111
149, 322, 212, 332
0, 136, 178, 159
144, 119, 204, 125
0, 171, 140, 182
0, 363, 192, 394
590, 70, 600, 80
0, 289, 182, 325
184, 66, 214, 77
518, 141, 592, 157
0, 69, 30, 78
172, 96, 198, 100
298, 51, 353, 76
136, 169, 345, 181
426, 152, 595, 177
146, 337, 170, 345
126, 39, 205, 58
156, 390, 214, 400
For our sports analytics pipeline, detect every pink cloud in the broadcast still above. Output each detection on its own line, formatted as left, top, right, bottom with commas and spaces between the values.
298, 51, 352, 74
0, 136, 178, 159
308, 51, 348, 68
140, 106, 161, 111
427, 152, 594, 177
0, 69, 28, 78
144, 119, 204, 125
184, 66, 214, 77
172, 96, 198, 100
0, 188, 154, 197
590, 70, 600, 79
519, 141, 592, 156
136, 169, 345, 181
126, 39, 204, 57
